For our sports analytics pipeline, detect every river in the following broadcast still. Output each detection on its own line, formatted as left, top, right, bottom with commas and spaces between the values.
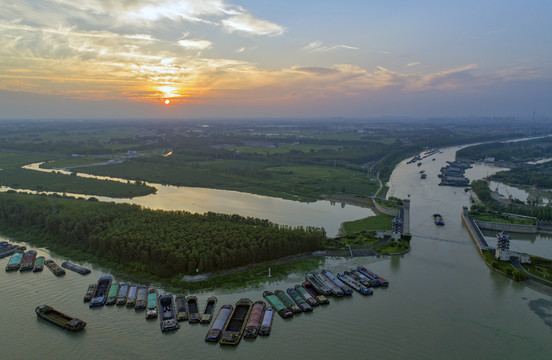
2, 145, 552, 359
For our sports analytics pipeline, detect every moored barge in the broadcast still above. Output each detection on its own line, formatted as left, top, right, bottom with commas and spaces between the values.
187, 296, 200, 323
220, 298, 253, 346
35, 305, 86, 332
175, 295, 188, 321
205, 304, 233, 342
44, 259, 66, 276
125, 284, 138, 307
61, 261, 91, 275
135, 285, 148, 310
116, 283, 129, 305
357, 266, 389, 286
83, 283, 97, 302
305, 273, 331, 295
200, 296, 217, 324
159, 294, 179, 331
286, 288, 312, 312
262, 291, 293, 319
244, 300, 265, 338
322, 269, 353, 295
337, 272, 373, 295
6, 250, 24, 271
313, 271, 344, 297
19, 250, 38, 271
258, 306, 275, 336
33, 256, 45, 272
89, 275, 113, 307
275, 289, 302, 313
146, 288, 159, 319
302, 281, 330, 305
294, 284, 319, 307
105, 283, 119, 305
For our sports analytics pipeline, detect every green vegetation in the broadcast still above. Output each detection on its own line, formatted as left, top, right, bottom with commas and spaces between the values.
0, 168, 155, 198
338, 231, 381, 246
340, 214, 394, 235
475, 214, 536, 225
0, 192, 326, 284
374, 198, 400, 210
523, 257, 552, 283
373, 239, 410, 254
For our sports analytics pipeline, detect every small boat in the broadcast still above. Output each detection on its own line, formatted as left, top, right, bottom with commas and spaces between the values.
263, 291, 293, 318
200, 296, 217, 324
357, 266, 389, 286
126, 284, 138, 307
302, 281, 330, 305
105, 283, 119, 305
243, 300, 265, 338
294, 284, 319, 306
33, 256, 45, 272
83, 283, 97, 302
19, 250, 38, 271
135, 285, 148, 310
305, 273, 331, 295
433, 214, 445, 226
90, 275, 113, 307
220, 298, 253, 346
313, 271, 344, 297
61, 261, 91, 275
35, 305, 86, 332
116, 283, 129, 305
322, 269, 353, 295
146, 288, 159, 319
175, 295, 188, 321
258, 306, 275, 336
286, 288, 312, 312
337, 272, 373, 295
158, 294, 179, 331
5, 250, 24, 271
44, 259, 66, 276
350, 269, 379, 287
205, 304, 233, 342
187, 296, 200, 323
421, 173, 427, 179
275, 290, 302, 313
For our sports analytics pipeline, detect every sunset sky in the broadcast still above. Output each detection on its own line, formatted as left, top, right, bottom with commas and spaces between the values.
1, 0, 551, 119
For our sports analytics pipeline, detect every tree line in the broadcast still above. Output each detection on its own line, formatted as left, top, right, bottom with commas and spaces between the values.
0, 192, 326, 278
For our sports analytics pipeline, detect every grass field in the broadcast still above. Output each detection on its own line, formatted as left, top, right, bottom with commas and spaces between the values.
340, 214, 394, 235
0, 168, 156, 198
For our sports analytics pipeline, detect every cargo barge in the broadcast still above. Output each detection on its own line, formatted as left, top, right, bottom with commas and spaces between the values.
44, 259, 66, 276
89, 275, 113, 307
19, 250, 37, 271
5, 250, 24, 271
186, 296, 200, 323
33, 256, 45, 272
116, 283, 129, 305
201, 296, 217, 324
220, 298, 253, 346
301, 281, 330, 305
61, 261, 91, 275
262, 291, 293, 318
125, 284, 138, 307
258, 306, 275, 336
275, 289, 302, 313
105, 283, 119, 305
205, 304, 233, 342
357, 266, 389, 286
243, 300, 265, 338
135, 285, 148, 310
159, 294, 179, 331
286, 287, 312, 312
83, 283, 97, 302
433, 214, 445, 226
322, 269, 353, 295
35, 305, 86, 332
146, 289, 159, 319
294, 284, 319, 307
175, 295, 188, 321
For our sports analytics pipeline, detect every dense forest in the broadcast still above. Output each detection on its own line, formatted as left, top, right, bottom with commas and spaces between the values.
492, 163, 552, 188
0, 192, 326, 278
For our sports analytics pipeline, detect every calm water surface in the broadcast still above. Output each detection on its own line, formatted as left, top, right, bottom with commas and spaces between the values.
2, 146, 552, 359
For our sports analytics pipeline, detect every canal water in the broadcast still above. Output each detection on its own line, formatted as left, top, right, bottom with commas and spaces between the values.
2, 146, 552, 359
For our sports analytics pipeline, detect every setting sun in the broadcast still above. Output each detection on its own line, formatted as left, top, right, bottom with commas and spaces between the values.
164, 99, 170, 105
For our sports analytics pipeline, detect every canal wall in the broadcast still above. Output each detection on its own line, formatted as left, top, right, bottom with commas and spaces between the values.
372, 198, 400, 217
474, 220, 537, 234
461, 207, 490, 256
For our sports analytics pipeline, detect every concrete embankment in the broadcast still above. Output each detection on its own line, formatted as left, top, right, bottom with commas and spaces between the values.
474, 220, 537, 234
